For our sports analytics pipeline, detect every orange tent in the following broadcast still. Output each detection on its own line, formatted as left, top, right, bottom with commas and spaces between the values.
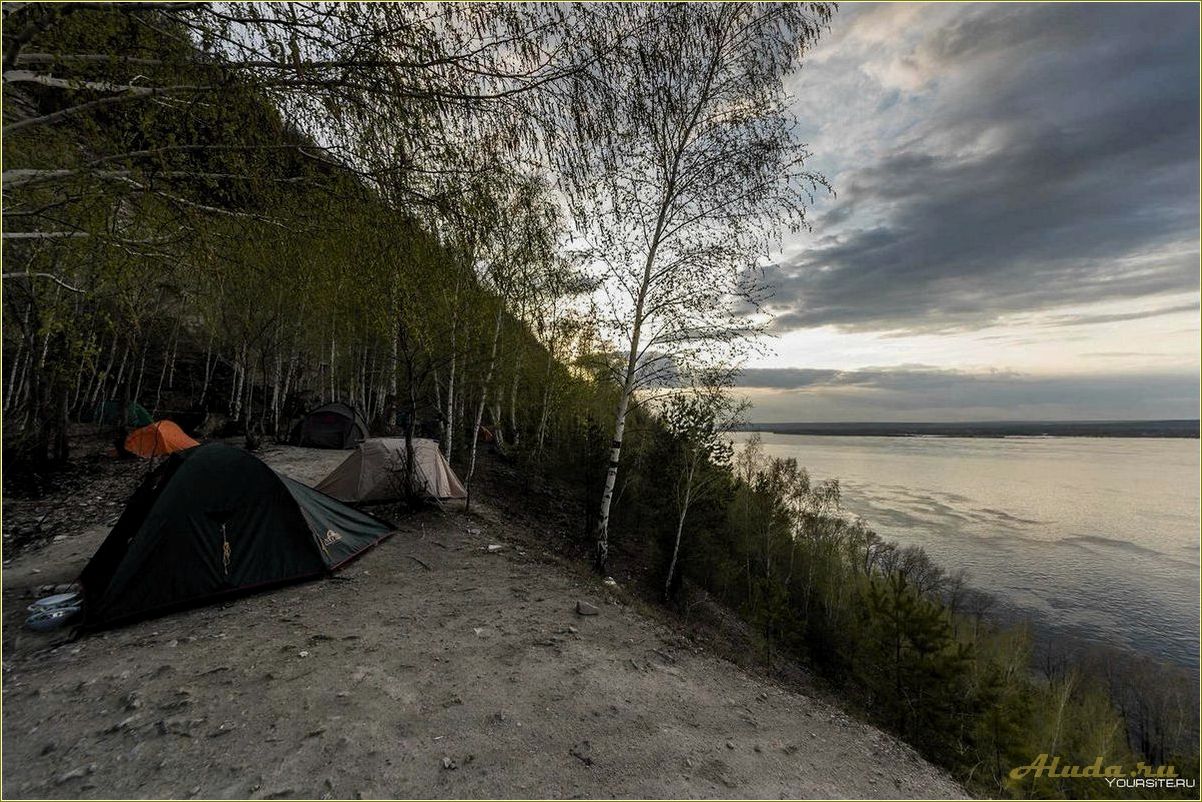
124, 421, 199, 459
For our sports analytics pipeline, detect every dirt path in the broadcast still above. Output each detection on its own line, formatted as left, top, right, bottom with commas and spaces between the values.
2, 446, 965, 799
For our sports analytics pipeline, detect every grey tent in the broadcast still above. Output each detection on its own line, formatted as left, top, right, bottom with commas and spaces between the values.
315, 437, 466, 502
293, 402, 369, 449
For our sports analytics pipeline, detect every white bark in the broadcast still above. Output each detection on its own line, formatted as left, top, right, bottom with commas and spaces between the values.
199, 333, 214, 406
90, 336, 117, 406
664, 460, 697, 601
465, 305, 504, 507
508, 350, 521, 445
5, 338, 24, 413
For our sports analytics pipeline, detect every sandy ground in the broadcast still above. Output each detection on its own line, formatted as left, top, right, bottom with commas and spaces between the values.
2, 445, 965, 799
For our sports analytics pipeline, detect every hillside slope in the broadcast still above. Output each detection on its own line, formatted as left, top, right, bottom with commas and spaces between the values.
1, 446, 964, 799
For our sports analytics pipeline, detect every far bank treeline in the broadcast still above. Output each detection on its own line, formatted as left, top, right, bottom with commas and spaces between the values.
2, 4, 1196, 798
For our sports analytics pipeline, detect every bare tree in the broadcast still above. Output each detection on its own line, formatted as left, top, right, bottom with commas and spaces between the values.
556, 2, 833, 571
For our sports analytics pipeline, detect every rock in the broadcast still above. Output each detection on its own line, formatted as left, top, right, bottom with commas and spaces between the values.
55, 764, 97, 784
575, 600, 599, 616
485, 544, 504, 553
603, 577, 618, 587
725, 741, 735, 750
441, 756, 457, 770
156, 716, 203, 736
159, 695, 192, 711
754, 744, 763, 753
103, 714, 139, 734
207, 723, 236, 738
298, 650, 310, 658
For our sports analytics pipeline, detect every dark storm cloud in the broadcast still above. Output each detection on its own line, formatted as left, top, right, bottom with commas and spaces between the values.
774, 3, 1200, 333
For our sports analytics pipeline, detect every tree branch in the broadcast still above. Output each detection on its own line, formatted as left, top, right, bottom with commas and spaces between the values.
2, 271, 84, 293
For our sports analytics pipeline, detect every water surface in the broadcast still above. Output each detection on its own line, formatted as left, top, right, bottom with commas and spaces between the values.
734, 433, 1200, 668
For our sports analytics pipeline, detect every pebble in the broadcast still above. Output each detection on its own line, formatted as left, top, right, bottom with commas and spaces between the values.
104, 714, 139, 733
441, 756, 457, 770
55, 764, 97, 784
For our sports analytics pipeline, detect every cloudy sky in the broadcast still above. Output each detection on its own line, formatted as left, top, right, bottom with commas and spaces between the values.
742, 2, 1200, 422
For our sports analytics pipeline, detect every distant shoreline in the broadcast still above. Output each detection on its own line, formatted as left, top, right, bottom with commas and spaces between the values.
737, 419, 1201, 438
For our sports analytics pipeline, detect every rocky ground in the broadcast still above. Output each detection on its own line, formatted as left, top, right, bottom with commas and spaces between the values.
2, 443, 966, 799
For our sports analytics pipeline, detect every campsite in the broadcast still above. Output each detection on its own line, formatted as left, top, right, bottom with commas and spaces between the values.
1, 437, 963, 799
4, 3, 1198, 800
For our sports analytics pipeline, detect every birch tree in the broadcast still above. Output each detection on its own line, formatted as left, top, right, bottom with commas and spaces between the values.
659, 369, 746, 601
556, 2, 833, 570
442, 173, 562, 506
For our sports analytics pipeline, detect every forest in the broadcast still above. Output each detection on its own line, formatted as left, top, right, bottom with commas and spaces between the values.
2, 3, 1197, 798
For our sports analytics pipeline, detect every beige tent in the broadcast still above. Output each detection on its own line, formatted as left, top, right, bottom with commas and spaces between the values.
315, 437, 466, 502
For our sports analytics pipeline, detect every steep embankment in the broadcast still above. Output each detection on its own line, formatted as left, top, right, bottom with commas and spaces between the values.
1, 445, 964, 799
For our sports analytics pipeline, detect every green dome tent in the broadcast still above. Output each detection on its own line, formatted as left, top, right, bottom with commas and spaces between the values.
79, 443, 394, 629
292, 401, 369, 449
93, 400, 152, 427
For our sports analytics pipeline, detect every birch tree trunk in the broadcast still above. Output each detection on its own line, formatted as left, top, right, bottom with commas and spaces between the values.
535, 349, 555, 454
132, 345, 147, 403
593, 230, 661, 571
166, 322, 180, 389
199, 333, 214, 408
112, 344, 129, 400
5, 337, 25, 413
391, 321, 399, 398
507, 350, 522, 445
433, 367, 443, 444
90, 335, 117, 406
664, 460, 697, 601
465, 304, 503, 511
328, 329, 337, 403
152, 340, 170, 415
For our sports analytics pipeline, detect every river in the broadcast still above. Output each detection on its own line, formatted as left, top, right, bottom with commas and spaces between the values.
733, 433, 1201, 669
